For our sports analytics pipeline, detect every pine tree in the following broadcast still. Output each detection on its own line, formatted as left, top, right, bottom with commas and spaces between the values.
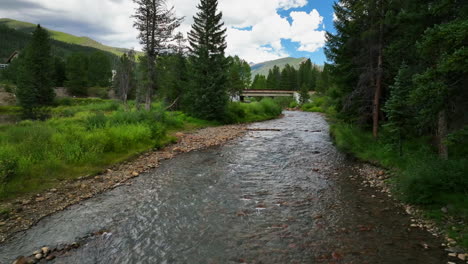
299, 83, 310, 105
114, 50, 136, 107
88, 51, 112, 87
65, 53, 89, 96
133, 0, 182, 110
251, 74, 267, 90
16, 25, 55, 116
187, 0, 229, 121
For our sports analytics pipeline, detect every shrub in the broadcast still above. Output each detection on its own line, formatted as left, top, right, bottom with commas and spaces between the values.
86, 112, 108, 129
398, 158, 468, 205
0, 147, 19, 184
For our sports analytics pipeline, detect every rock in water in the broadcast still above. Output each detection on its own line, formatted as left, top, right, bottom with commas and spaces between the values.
41, 246, 50, 254
12, 256, 28, 264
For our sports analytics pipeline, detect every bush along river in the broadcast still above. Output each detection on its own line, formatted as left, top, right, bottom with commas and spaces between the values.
1, 111, 452, 263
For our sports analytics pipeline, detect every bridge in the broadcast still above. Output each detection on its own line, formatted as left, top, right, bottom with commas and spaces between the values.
235, 89, 314, 103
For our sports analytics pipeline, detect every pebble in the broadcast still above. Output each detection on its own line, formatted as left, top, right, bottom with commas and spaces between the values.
34, 253, 42, 260
448, 253, 457, 257
132, 171, 139, 177
41, 247, 50, 254
35, 197, 45, 202
45, 255, 55, 261
458, 253, 466, 261
50, 189, 58, 192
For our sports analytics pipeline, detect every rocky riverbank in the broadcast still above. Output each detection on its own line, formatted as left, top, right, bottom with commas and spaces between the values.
0, 124, 246, 244
350, 163, 467, 263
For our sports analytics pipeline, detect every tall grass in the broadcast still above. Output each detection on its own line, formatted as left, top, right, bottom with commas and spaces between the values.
226, 98, 282, 123
301, 95, 337, 116
0, 103, 209, 200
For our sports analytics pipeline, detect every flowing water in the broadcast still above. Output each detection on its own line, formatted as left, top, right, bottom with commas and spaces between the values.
0, 111, 448, 263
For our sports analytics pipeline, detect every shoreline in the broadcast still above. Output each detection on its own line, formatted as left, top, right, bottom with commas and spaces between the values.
0, 124, 247, 244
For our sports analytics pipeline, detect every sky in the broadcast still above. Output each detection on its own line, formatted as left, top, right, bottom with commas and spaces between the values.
0, 0, 337, 64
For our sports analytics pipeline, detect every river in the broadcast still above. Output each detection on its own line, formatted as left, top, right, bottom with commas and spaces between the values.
0, 111, 448, 263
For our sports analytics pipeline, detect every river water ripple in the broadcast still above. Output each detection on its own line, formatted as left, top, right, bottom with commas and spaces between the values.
0, 111, 448, 263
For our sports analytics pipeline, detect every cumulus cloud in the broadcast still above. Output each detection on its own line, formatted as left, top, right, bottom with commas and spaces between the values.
0, 0, 327, 63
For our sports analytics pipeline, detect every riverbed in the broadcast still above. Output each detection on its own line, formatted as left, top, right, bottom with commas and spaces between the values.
0, 111, 448, 263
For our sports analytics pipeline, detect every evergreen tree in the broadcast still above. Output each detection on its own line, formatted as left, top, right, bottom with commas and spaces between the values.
299, 83, 310, 105
187, 0, 229, 121
88, 51, 112, 87
279, 65, 291, 90
271, 65, 281, 90
16, 25, 55, 115
65, 53, 89, 96
52, 57, 66, 87
227, 56, 251, 98
114, 50, 136, 107
251, 74, 267, 90
383, 64, 415, 155
133, 0, 182, 110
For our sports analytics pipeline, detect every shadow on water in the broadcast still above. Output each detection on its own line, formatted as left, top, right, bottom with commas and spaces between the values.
0, 111, 448, 264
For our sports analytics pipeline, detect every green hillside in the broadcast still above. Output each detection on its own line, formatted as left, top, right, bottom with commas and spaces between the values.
250, 57, 308, 78
0, 18, 129, 56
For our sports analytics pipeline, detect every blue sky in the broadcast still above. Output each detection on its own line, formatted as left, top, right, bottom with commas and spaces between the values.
0, 0, 337, 64
277, 0, 337, 64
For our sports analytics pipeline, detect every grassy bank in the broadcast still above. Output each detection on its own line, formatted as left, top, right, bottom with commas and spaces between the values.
304, 95, 468, 248
0, 98, 283, 200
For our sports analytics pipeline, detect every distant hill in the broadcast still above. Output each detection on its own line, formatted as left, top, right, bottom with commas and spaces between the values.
250, 57, 308, 78
0, 18, 131, 57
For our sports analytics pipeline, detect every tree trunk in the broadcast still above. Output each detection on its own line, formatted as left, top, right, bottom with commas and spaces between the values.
437, 109, 449, 160
145, 54, 154, 111
372, 4, 384, 138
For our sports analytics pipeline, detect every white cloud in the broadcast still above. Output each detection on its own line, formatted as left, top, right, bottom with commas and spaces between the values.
0, 0, 328, 63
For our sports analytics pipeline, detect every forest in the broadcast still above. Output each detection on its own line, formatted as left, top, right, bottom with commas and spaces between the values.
317, 0, 467, 246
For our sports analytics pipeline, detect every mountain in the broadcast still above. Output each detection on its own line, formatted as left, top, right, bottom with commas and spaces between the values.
0, 18, 130, 57
250, 57, 308, 78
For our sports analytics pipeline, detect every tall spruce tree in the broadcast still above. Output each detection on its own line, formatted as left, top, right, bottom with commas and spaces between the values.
187, 0, 228, 121
16, 25, 55, 115
133, 0, 182, 110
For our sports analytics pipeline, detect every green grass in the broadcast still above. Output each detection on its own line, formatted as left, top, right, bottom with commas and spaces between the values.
0, 106, 20, 114
301, 94, 337, 116
226, 98, 283, 123
330, 121, 468, 248
0, 101, 212, 200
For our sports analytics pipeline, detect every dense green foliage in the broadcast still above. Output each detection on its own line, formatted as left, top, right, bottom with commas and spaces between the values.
315, 0, 467, 245
251, 59, 326, 91
227, 56, 251, 97
15, 25, 55, 115
250, 57, 307, 78
0, 100, 210, 199
65, 52, 112, 96
226, 98, 282, 123
187, 0, 229, 121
